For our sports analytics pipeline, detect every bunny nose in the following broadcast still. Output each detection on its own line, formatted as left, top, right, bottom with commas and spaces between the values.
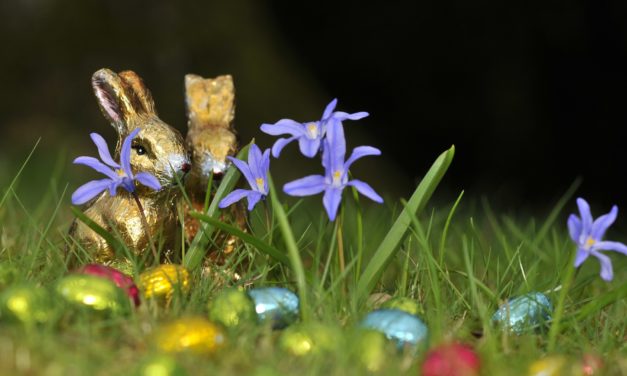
181, 163, 191, 173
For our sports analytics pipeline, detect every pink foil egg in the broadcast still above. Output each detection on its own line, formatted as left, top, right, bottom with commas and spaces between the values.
421, 343, 480, 376
77, 264, 140, 306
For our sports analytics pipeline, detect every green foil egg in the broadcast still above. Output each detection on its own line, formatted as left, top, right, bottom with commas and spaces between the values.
0, 284, 56, 326
55, 274, 131, 315
279, 322, 342, 356
381, 297, 423, 316
207, 288, 256, 328
352, 329, 389, 372
134, 354, 188, 376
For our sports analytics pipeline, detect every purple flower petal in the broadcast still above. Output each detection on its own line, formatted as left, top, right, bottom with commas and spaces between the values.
71, 178, 112, 205
590, 250, 614, 281
344, 146, 381, 170
347, 179, 383, 203
108, 179, 123, 196
248, 144, 264, 178
321, 98, 338, 120
298, 137, 321, 158
261, 148, 271, 176
271, 136, 298, 158
567, 214, 582, 242
260, 119, 306, 136
227, 156, 256, 189
325, 120, 346, 171
591, 205, 618, 240
246, 191, 263, 211
332, 111, 369, 121
574, 248, 589, 268
576, 198, 593, 234
323, 187, 343, 221
284, 175, 326, 196
90, 133, 120, 168
219, 189, 251, 208
74, 156, 118, 180
121, 128, 140, 178
135, 172, 162, 191
594, 241, 627, 256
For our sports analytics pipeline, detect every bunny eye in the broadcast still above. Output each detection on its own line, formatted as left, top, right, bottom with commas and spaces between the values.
132, 144, 147, 156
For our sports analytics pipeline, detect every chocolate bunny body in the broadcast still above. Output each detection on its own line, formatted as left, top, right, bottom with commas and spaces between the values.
71, 69, 190, 263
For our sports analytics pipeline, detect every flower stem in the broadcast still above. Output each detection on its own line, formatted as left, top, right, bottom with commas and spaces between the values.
337, 210, 346, 275
132, 191, 159, 265
547, 250, 577, 351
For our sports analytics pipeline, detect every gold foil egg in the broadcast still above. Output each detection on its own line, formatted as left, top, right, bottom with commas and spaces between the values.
528, 356, 583, 376
154, 317, 226, 355
279, 322, 342, 357
207, 288, 255, 328
0, 284, 56, 326
55, 274, 131, 315
139, 264, 190, 300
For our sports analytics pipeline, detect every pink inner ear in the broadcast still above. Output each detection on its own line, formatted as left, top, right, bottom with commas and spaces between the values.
94, 81, 122, 124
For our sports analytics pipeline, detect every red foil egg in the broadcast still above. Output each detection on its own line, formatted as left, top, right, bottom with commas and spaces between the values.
77, 264, 140, 306
421, 343, 480, 376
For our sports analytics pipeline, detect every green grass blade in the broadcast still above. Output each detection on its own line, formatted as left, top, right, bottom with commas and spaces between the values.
0, 138, 40, 209
355, 145, 455, 303
268, 175, 309, 321
189, 211, 289, 265
183, 143, 251, 270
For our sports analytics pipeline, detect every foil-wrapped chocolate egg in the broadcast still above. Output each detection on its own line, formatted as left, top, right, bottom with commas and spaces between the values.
528, 356, 568, 376
207, 288, 255, 328
360, 309, 428, 351
422, 343, 481, 376
154, 317, 226, 355
247, 287, 299, 329
381, 297, 422, 316
279, 322, 341, 356
0, 284, 56, 326
133, 354, 188, 376
77, 264, 140, 306
139, 264, 190, 301
492, 292, 553, 334
55, 274, 131, 315
352, 329, 389, 372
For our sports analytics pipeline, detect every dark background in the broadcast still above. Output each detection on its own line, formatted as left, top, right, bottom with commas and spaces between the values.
1, 0, 626, 213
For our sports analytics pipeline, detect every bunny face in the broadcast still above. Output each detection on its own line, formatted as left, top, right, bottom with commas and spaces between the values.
92, 69, 191, 188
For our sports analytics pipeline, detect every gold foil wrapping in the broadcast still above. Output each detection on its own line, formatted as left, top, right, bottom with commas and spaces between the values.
139, 264, 190, 300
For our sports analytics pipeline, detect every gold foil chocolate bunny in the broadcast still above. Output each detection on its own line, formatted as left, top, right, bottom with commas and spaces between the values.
70, 68, 190, 264
183, 74, 246, 257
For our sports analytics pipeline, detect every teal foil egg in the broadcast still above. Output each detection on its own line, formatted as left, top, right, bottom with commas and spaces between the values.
360, 309, 428, 351
492, 292, 553, 334
247, 287, 299, 329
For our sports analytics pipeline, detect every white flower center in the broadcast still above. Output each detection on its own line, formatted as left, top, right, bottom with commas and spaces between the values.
256, 177, 265, 192
116, 169, 127, 178
332, 170, 343, 187
584, 236, 596, 250
306, 123, 319, 139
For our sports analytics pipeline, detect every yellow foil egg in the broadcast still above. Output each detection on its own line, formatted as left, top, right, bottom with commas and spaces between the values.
154, 317, 226, 355
139, 264, 190, 300
279, 322, 342, 357
0, 284, 56, 326
528, 356, 583, 376
207, 288, 255, 328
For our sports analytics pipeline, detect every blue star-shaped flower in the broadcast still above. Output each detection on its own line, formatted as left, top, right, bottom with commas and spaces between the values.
218, 144, 271, 211
260, 98, 368, 158
71, 128, 161, 205
282, 118, 383, 221
567, 197, 627, 281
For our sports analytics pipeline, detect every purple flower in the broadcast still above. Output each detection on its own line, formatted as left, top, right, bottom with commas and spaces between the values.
260, 98, 368, 158
71, 129, 161, 205
567, 197, 627, 281
219, 144, 271, 211
283, 119, 383, 221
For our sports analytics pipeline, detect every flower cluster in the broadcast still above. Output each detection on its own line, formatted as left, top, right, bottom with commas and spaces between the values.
219, 99, 382, 220
72, 129, 161, 205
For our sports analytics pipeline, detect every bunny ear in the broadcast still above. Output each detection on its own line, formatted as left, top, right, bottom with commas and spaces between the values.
118, 70, 156, 115
184, 74, 235, 130
91, 68, 136, 135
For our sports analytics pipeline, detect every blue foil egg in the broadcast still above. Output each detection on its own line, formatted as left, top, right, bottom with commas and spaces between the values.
491, 292, 553, 334
360, 309, 428, 351
247, 287, 299, 329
